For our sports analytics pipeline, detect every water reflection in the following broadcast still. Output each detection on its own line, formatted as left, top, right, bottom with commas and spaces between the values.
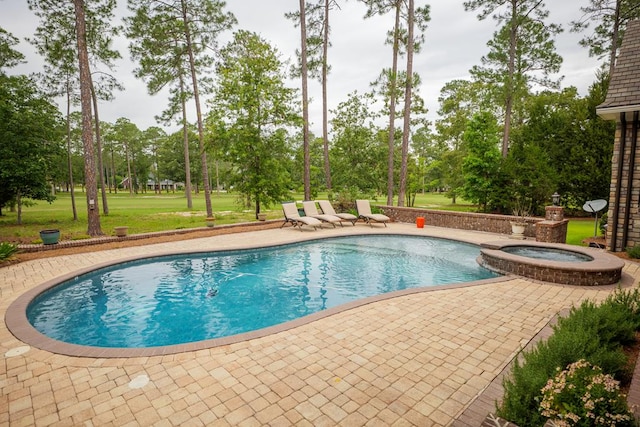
27, 235, 497, 348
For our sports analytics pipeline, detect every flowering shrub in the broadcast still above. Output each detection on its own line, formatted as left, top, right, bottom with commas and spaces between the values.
497, 293, 640, 426
539, 359, 635, 426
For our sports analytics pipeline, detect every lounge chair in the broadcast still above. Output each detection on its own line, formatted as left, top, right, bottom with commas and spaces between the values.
317, 200, 358, 226
281, 202, 322, 231
302, 201, 342, 228
355, 199, 390, 227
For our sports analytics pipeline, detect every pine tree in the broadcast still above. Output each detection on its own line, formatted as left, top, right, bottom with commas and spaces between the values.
126, 0, 236, 217
464, 0, 562, 157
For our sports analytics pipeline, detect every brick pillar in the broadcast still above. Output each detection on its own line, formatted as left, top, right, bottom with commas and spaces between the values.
545, 206, 564, 221
536, 206, 568, 243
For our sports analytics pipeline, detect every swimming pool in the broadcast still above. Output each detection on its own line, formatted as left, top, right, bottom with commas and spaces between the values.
25, 235, 497, 349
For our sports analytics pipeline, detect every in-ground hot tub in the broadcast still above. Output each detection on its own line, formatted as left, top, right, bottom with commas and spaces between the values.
479, 241, 625, 286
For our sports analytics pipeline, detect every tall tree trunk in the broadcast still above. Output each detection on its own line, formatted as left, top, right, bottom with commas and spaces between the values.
609, 0, 621, 77
90, 81, 109, 214
322, 0, 332, 190
215, 160, 220, 195
179, 70, 193, 209
125, 142, 133, 196
154, 145, 160, 194
300, 0, 311, 200
74, 0, 102, 236
110, 146, 117, 194
106, 158, 112, 193
501, 0, 518, 158
131, 154, 138, 194
181, 0, 212, 217
16, 192, 22, 225
398, 0, 414, 207
387, 3, 401, 206
256, 160, 260, 219
65, 78, 78, 221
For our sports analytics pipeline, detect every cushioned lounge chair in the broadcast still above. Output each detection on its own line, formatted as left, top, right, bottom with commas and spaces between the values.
317, 200, 358, 226
302, 201, 342, 228
355, 199, 390, 227
281, 202, 322, 231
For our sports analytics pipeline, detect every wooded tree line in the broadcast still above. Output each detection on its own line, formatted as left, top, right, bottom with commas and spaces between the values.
1, 0, 639, 234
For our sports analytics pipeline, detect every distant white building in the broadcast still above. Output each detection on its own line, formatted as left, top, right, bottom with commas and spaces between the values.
146, 179, 185, 192
119, 177, 185, 191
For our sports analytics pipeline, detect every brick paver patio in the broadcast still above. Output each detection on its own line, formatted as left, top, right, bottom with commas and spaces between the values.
1, 224, 637, 426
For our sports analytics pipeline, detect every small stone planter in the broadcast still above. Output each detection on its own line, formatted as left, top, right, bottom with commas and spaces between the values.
114, 226, 128, 237
205, 217, 215, 227
510, 222, 526, 240
39, 229, 60, 245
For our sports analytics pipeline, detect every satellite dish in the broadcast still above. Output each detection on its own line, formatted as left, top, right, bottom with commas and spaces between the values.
582, 199, 608, 238
582, 199, 607, 213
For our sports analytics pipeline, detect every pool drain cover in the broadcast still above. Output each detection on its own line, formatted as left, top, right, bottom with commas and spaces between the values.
129, 374, 150, 389
4, 346, 30, 357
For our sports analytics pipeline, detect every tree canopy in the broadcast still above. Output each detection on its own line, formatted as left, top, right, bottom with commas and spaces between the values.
0, 0, 627, 223
0, 74, 63, 221
208, 30, 300, 217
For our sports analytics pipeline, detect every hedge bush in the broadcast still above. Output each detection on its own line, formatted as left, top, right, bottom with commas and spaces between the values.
496, 290, 640, 426
627, 245, 640, 259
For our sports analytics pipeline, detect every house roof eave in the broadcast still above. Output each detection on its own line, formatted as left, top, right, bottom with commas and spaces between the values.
596, 105, 640, 121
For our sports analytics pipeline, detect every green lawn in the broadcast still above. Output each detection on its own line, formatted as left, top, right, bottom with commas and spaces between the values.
566, 217, 602, 246
410, 193, 477, 212
0, 190, 602, 246
0, 191, 259, 243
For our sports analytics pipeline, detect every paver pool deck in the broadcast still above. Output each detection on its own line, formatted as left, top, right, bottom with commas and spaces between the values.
1, 223, 638, 426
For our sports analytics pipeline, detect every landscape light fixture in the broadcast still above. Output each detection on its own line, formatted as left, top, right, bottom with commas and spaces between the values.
552, 192, 560, 206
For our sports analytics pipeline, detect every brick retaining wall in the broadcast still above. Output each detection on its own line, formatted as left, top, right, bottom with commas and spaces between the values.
17, 220, 281, 253
378, 205, 540, 238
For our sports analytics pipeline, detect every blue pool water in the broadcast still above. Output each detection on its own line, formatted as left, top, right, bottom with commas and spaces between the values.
27, 235, 498, 348
502, 246, 592, 262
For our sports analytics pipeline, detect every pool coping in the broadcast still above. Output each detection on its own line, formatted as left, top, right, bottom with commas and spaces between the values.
5, 233, 511, 358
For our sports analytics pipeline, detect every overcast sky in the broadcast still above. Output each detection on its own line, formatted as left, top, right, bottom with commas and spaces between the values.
2, 0, 603, 136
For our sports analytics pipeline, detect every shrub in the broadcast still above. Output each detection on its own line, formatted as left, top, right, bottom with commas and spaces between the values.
0, 242, 18, 261
626, 245, 640, 259
499, 351, 556, 426
331, 187, 362, 213
555, 300, 637, 362
599, 212, 608, 236
540, 359, 635, 426
606, 287, 640, 330
497, 298, 638, 426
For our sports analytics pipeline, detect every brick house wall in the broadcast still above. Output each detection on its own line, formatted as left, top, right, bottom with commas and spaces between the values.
597, 19, 640, 252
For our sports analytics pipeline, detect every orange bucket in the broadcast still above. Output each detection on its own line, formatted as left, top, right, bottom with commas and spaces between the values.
416, 217, 425, 228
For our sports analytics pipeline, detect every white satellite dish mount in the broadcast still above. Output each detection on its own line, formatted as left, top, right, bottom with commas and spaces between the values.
582, 199, 607, 238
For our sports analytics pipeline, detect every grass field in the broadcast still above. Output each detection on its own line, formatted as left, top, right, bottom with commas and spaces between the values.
0, 190, 601, 246
566, 217, 602, 246
0, 191, 258, 243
